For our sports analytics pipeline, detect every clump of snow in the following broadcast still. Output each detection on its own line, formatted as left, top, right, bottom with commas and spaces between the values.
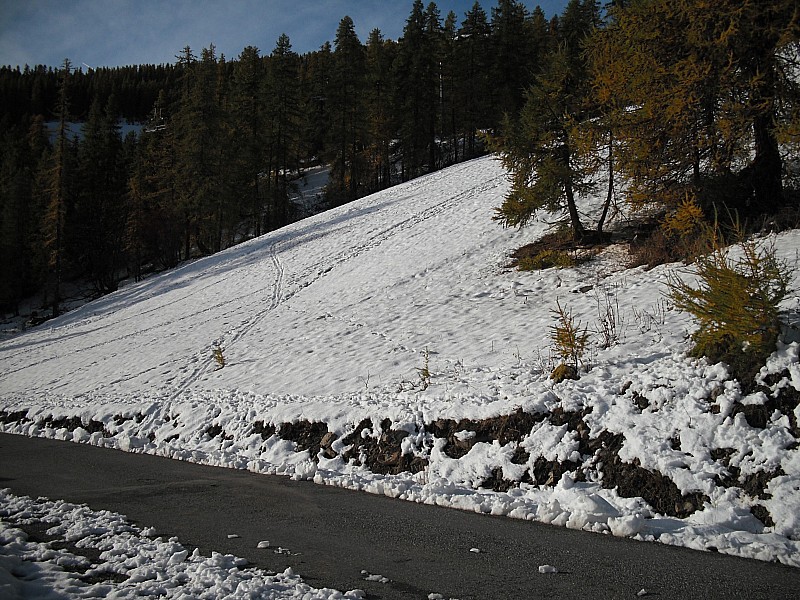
1, 156, 800, 569
538, 564, 558, 574
360, 570, 390, 584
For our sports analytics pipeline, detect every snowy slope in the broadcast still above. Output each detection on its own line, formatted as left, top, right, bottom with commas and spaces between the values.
2, 156, 800, 568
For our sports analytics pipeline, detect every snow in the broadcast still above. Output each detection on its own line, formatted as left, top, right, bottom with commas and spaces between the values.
0, 489, 365, 599
538, 565, 558, 574
2, 154, 800, 593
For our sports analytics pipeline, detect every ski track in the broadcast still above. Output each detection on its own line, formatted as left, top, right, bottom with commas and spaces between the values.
0, 160, 507, 398
282, 172, 506, 304
169, 242, 286, 400
166, 169, 505, 397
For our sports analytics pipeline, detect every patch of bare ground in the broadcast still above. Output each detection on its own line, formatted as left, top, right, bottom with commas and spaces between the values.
340, 418, 428, 475
269, 406, 709, 519
509, 229, 610, 271
429, 407, 543, 459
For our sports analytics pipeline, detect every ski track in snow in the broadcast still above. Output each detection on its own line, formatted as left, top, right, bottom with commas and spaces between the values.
169, 241, 287, 400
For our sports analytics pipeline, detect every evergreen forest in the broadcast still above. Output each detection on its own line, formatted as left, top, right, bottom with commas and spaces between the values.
0, 0, 798, 320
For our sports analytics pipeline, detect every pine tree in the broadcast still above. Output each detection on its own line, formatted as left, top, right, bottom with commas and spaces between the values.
230, 45, 267, 236
76, 94, 128, 293
440, 10, 459, 166
364, 29, 396, 192
265, 34, 302, 226
327, 16, 366, 204
41, 59, 76, 317
457, 2, 492, 158
489, 0, 532, 123
300, 42, 333, 161
394, 0, 441, 180
0, 118, 47, 313
172, 45, 233, 255
126, 91, 183, 274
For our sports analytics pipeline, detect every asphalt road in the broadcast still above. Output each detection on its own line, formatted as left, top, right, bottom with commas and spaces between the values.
1, 433, 798, 599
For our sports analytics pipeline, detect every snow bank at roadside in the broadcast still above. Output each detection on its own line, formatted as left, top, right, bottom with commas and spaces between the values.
0, 489, 364, 599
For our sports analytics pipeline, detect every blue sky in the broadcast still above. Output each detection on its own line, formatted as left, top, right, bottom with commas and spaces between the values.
0, 0, 570, 69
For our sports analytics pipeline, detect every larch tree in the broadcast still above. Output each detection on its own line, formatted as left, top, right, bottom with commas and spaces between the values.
492, 50, 593, 241
590, 0, 799, 214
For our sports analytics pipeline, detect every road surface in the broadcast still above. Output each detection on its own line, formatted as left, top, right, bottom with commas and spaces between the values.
1, 433, 798, 599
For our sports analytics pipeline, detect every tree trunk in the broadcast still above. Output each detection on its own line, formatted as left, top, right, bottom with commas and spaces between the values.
748, 48, 783, 213
751, 111, 783, 213
565, 181, 585, 242
597, 132, 614, 235
561, 143, 585, 242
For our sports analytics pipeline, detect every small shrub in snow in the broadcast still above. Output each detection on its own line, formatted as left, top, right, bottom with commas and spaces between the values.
212, 343, 226, 370
662, 195, 707, 239
518, 249, 576, 271
416, 347, 431, 390
550, 299, 590, 380
593, 286, 624, 348
667, 236, 792, 383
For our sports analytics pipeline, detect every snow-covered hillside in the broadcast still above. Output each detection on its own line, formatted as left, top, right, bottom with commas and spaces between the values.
2, 156, 800, 568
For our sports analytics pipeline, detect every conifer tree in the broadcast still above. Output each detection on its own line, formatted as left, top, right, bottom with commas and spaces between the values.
265, 34, 302, 226
0, 118, 47, 313
25, 116, 52, 294
173, 45, 233, 254
394, 0, 441, 180
41, 59, 76, 317
491, 0, 606, 242
76, 94, 128, 293
590, 0, 799, 213
300, 42, 333, 161
327, 17, 366, 204
440, 10, 460, 166
423, 2, 444, 171
489, 0, 532, 122
457, 2, 492, 158
364, 29, 396, 192
230, 45, 267, 236
126, 91, 182, 274
491, 44, 599, 241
